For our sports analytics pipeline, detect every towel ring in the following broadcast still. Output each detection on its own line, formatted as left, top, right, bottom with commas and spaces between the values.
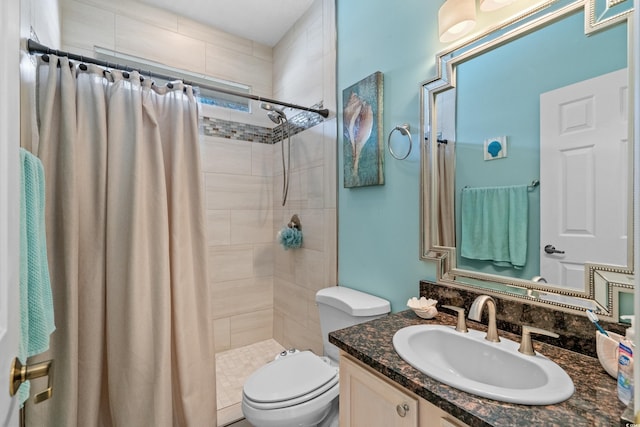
388, 124, 412, 160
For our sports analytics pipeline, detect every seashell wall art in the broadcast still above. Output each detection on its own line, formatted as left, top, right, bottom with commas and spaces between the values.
342, 71, 384, 188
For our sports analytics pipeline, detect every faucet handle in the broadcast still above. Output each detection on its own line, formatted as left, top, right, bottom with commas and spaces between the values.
442, 305, 468, 333
518, 325, 559, 356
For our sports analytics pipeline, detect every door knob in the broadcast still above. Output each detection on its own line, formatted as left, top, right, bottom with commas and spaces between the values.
544, 244, 565, 254
9, 357, 53, 403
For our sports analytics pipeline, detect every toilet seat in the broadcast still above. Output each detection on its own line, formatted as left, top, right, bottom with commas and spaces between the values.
243, 351, 339, 410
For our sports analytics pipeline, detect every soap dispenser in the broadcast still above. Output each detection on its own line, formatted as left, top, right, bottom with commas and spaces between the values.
617, 315, 635, 404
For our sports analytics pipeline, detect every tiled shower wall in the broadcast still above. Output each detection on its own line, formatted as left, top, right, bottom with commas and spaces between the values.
271, 0, 337, 356
60, 0, 337, 354
59, 0, 273, 98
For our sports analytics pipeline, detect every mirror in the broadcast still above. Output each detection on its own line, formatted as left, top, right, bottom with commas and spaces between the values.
421, 0, 635, 319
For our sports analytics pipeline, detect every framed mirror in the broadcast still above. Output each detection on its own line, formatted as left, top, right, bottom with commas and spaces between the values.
420, 0, 635, 319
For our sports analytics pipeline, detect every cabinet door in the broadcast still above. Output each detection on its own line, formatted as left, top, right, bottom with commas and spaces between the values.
419, 399, 470, 427
340, 355, 418, 427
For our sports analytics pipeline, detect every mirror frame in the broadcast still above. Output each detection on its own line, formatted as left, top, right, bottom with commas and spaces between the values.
420, 0, 635, 320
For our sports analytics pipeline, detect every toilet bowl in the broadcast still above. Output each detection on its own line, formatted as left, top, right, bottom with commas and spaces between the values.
241, 286, 390, 427
241, 351, 339, 427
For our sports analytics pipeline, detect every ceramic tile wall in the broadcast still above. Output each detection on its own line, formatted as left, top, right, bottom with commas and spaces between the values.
60, 0, 337, 354
203, 135, 277, 351
59, 0, 273, 98
272, 0, 337, 356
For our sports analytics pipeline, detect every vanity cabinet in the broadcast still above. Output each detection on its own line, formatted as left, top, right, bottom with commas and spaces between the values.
339, 353, 469, 427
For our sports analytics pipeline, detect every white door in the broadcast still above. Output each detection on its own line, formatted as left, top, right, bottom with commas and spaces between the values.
540, 68, 629, 289
1, 0, 22, 424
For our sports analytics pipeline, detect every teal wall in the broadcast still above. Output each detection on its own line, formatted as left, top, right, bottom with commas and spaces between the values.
337, 0, 440, 312
336, 1, 629, 313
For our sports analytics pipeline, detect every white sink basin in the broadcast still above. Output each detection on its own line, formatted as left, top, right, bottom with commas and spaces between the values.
392, 325, 574, 405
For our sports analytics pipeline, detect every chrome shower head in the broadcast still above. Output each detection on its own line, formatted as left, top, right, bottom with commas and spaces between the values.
260, 102, 287, 124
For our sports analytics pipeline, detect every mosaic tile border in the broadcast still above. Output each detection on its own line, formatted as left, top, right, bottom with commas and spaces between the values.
200, 109, 325, 144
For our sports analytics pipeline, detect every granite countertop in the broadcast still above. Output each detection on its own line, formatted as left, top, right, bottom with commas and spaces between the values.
329, 310, 626, 427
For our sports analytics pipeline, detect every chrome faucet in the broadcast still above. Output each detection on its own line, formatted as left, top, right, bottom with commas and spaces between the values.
468, 295, 500, 342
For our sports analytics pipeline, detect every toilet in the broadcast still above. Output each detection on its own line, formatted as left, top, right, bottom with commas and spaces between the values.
241, 286, 391, 427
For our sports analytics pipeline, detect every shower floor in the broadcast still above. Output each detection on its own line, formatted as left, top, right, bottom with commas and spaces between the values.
216, 339, 285, 426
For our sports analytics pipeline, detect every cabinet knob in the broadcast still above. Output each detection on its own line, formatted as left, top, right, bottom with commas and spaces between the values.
396, 402, 410, 417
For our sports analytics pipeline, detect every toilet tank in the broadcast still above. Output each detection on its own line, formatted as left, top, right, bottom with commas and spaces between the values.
315, 286, 391, 363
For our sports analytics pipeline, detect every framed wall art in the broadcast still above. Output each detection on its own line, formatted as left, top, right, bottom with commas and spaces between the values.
343, 71, 384, 188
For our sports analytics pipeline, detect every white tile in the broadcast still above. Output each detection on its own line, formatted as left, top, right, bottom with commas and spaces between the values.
208, 245, 254, 283
62, 0, 115, 52
206, 210, 230, 246
273, 278, 308, 326
215, 339, 284, 415
282, 311, 322, 354
303, 165, 324, 209
63, 0, 118, 13
177, 16, 253, 55
252, 143, 275, 177
253, 243, 275, 277
68, 0, 178, 31
323, 208, 337, 286
213, 317, 231, 352
273, 241, 296, 283
323, 120, 337, 209
323, 51, 337, 110
296, 208, 324, 251
200, 136, 252, 175
252, 42, 273, 62
323, 0, 337, 57
113, 1, 179, 32
205, 43, 272, 92
292, 126, 324, 171
205, 173, 272, 210
210, 276, 273, 319
294, 248, 325, 291
199, 103, 231, 122
230, 210, 274, 245
229, 309, 273, 347
115, 15, 206, 74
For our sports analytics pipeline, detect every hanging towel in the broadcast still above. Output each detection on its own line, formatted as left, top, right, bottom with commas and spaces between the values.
460, 185, 528, 269
18, 148, 56, 406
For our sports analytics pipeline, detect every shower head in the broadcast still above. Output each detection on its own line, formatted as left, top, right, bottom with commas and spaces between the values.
260, 102, 287, 124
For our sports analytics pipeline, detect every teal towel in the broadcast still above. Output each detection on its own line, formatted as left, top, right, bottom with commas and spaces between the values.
460, 185, 528, 268
18, 148, 55, 406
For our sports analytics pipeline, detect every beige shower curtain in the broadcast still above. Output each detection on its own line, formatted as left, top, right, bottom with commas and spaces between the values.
437, 140, 455, 248
22, 55, 216, 426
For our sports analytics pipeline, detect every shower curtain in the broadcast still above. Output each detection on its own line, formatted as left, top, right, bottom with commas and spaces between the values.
437, 140, 455, 247
22, 55, 216, 426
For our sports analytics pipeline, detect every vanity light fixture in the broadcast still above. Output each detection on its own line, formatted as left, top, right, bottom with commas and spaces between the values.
480, 0, 517, 11
439, 0, 519, 43
438, 0, 477, 43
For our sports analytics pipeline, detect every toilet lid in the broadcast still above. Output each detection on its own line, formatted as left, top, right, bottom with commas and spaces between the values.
243, 351, 338, 404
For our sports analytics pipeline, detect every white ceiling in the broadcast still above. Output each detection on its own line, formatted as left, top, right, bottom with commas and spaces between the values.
137, 0, 315, 47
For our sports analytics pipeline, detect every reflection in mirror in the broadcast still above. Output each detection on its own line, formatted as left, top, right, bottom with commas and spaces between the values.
421, 0, 635, 319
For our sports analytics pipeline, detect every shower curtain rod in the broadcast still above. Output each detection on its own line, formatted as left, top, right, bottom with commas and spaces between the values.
27, 39, 330, 119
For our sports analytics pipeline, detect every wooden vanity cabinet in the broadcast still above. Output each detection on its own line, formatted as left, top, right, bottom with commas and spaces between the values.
339, 352, 469, 427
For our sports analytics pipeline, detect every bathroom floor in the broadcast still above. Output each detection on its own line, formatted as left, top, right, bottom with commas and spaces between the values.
216, 339, 285, 426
